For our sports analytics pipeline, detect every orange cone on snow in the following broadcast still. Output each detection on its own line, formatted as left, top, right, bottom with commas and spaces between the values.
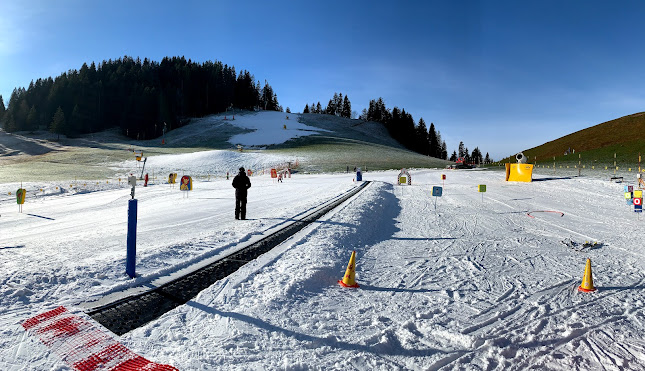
578, 258, 597, 292
338, 250, 360, 288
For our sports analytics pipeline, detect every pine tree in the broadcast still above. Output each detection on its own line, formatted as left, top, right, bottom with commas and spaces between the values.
458, 141, 465, 158
316, 102, 322, 114
0, 95, 5, 124
303, 104, 309, 113
441, 141, 448, 160
325, 99, 334, 115
26, 105, 38, 131
485, 152, 491, 164
415, 118, 429, 155
450, 150, 457, 162
428, 122, 439, 157
341, 95, 351, 118
50, 106, 66, 140
286, 107, 291, 113
471, 147, 481, 165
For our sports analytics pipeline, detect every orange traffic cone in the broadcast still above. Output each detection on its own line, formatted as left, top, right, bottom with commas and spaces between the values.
338, 251, 360, 288
578, 258, 597, 292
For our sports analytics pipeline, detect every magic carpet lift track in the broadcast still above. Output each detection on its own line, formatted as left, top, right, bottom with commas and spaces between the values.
86, 181, 371, 336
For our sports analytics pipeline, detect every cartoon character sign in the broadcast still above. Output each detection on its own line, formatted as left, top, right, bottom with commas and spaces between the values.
180, 176, 192, 191
16, 188, 26, 205
169, 173, 177, 184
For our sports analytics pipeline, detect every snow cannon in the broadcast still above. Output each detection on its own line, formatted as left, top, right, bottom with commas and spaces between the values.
505, 152, 534, 182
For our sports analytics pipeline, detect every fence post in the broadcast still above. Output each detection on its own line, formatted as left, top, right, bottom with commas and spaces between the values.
126, 199, 138, 278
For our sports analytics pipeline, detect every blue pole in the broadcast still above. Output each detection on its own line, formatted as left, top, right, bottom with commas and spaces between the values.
126, 199, 138, 278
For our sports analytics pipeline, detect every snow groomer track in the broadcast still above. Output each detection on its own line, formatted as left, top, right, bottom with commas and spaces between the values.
87, 181, 371, 335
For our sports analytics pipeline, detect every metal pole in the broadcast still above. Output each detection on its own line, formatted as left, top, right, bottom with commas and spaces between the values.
578, 153, 581, 177
126, 199, 138, 278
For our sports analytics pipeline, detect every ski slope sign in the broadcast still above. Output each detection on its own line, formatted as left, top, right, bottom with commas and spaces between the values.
22, 306, 177, 370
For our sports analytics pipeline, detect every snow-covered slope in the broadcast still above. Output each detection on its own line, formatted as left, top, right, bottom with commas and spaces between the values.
2, 160, 645, 369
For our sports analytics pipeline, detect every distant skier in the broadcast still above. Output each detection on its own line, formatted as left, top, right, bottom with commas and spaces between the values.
232, 167, 251, 220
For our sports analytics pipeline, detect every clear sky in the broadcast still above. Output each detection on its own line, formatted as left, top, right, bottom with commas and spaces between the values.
2, 0, 645, 159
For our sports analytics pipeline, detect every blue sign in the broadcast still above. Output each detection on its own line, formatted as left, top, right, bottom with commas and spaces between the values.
636, 204, 643, 213
432, 186, 443, 197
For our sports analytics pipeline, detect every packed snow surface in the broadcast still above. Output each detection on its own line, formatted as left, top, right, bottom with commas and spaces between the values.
227, 111, 329, 147
2, 157, 645, 370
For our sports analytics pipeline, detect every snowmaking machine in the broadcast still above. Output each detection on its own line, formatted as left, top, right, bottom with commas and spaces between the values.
505, 152, 534, 182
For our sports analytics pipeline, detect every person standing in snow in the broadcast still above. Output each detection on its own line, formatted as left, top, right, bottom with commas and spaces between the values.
232, 167, 251, 220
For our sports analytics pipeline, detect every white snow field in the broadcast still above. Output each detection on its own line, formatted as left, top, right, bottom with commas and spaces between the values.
2, 161, 645, 370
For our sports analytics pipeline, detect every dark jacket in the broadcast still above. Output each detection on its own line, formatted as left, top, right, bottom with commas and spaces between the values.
232, 171, 251, 198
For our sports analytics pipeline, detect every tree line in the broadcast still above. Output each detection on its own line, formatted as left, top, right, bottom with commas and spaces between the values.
302, 95, 492, 162
449, 141, 491, 165
0, 56, 282, 139
303, 92, 353, 118
303, 94, 447, 158
360, 97, 448, 159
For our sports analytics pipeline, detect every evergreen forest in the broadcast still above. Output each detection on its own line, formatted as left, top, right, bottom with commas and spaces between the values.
0, 56, 282, 140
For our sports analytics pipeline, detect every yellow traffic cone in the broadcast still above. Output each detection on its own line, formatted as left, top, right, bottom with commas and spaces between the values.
578, 258, 597, 292
338, 250, 360, 288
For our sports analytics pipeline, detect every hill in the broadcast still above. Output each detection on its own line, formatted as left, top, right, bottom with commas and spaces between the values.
498, 112, 645, 166
0, 111, 450, 183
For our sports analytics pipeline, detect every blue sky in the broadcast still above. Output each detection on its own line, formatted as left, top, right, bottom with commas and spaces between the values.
2, 0, 645, 159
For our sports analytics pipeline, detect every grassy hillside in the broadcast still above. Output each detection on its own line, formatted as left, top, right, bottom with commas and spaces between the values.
497, 112, 645, 166
0, 112, 449, 182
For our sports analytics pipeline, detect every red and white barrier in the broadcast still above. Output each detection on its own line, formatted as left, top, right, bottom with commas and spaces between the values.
22, 306, 177, 371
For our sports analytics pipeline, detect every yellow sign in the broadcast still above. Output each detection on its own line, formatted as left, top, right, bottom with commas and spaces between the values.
169, 173, 177, 184
399, 176, 407, 184
16, 188, 26, 205
635, 190, 643, 198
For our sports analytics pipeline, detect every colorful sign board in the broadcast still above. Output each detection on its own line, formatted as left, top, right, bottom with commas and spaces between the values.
180, 176, 193, 191
442, 174, 446, 180
271, 169, 277, 178
16, 188, 26, 205
432, 186, 443, 197
398, 169, 411, 185
634, 198, 643, 206
169, 173, 177, 184
635, 190, 643, 198
478, 185, 487, 192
